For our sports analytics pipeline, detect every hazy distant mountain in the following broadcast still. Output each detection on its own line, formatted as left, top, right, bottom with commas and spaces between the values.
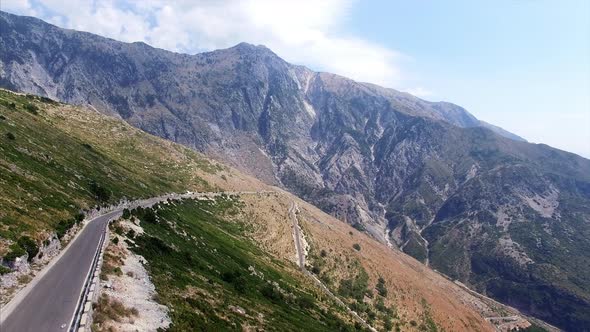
1, 11, 589, 330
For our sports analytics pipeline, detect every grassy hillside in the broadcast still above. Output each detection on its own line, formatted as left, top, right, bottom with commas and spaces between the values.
0, 89, 221, 255
122, 196, 359, 331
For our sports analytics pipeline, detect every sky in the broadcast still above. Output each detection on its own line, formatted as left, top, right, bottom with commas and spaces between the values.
3, 0, 590, 157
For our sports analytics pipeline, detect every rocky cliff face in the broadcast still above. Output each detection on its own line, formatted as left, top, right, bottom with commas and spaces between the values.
1, 11, 589, 330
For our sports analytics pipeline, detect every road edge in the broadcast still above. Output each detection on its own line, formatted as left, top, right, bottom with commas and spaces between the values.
0, 214, 95, 324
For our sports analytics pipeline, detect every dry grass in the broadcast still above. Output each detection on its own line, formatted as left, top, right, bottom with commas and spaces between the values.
92, 294, 139, 331
295, 197, 497, 332
239, 191, 499, 332
100, 242, 125, 281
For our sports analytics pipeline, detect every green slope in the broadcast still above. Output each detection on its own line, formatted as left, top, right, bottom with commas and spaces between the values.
125, 197, 359, 331
0, 89, 217, 256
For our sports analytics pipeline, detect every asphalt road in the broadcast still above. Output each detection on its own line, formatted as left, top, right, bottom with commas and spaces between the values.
0, 210, 119, 332
0, 191, 270, 331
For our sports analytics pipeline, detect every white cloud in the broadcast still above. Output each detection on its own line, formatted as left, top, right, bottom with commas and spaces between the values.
3, 0, 406, 88
403, 87, 433, 98
2, 0, 38, 16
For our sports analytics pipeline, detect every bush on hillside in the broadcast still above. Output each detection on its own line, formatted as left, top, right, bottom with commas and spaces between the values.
89, 180, 111, 202
55, 219, 76, 239
17, 236, 39, 262
0, 265, 11, 275
376, 276, 388, 297
23, 103, 38, 114
4, 243, 27, 262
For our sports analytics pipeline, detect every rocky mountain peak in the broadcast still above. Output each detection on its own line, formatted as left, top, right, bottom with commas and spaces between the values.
1, 10, 589, 330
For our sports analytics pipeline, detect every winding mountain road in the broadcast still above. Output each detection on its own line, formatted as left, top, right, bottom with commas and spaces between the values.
0, 209, 118, 332
0, 191, 268, 332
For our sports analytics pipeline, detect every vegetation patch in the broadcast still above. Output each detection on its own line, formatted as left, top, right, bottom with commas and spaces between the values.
129, 197, 359, 331
92, 293, 138, 330
0, 89, 216, 257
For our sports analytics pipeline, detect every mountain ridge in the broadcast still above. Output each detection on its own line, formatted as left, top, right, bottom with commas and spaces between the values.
1, 10, 589, 330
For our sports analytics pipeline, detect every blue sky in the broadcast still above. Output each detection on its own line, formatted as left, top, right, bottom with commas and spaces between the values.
347, 1, 590, 157
3, 0, 590, 157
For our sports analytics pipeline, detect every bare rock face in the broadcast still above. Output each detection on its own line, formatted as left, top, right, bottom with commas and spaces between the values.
1, 11, 590, 330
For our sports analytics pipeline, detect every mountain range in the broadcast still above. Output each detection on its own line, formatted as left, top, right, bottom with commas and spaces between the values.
1, 11, 589, 330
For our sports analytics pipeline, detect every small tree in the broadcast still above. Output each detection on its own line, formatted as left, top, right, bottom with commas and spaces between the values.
352, 243, 361, 251
376, 276, 388, 297
6, 132, 15, 140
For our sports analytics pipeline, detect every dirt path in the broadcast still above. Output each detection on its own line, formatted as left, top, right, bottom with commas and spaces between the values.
289, 201, 377, 332
289, 202, 305, 268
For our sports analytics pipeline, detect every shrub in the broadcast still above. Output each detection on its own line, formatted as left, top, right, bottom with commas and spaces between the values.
384, 317, 394, 331
4, 243, 27, 262
0, 265, 11, 275
352, 223, 365, 231
23, 103, 38, 114
8, 102, 16, 108
93, 294, 137, 325
142, 208, 157, 224
376, 276, 388, 297
127, 229, 136, 239
221, 270, 247, 293
39, 96, 57, 104
112, 237, 119, 245
89, 180, 111, 202
17, 236, 39, 262
75, 212, 85, 223
55, 219, 76, 239
337, 268, 369, 301
6, 132, 15, 140
296, 294, 315, 309
352, 243, 361, 251
376, 298, 387, 312
320, 249, 327, 257
260, 283, 283, 302
122, 208, 131, 219
311, 265, 321, 274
